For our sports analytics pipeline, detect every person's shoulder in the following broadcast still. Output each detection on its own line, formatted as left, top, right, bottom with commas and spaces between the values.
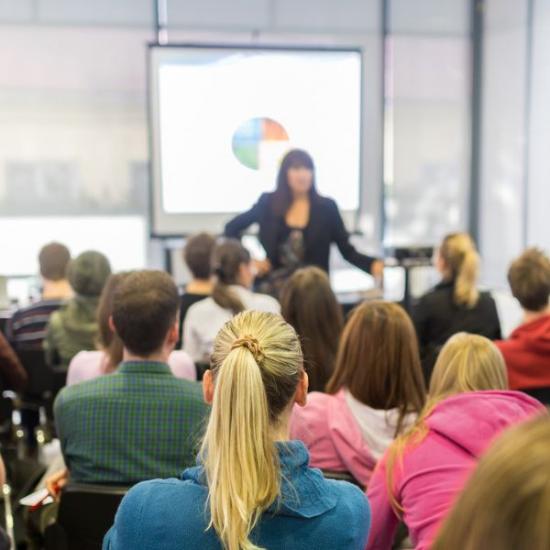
327, 478, 370, 514
186, 296, 216, 319
107, 478, 198, 548
322, 479, 371, 542
312, 195, 337, 211
252, 292, 280, 313
290, 392, 333, 437
477, 290, 498, 308
55, 373, 110, 413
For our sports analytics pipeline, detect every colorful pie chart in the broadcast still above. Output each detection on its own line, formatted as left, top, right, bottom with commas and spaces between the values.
232, 117, 290, 170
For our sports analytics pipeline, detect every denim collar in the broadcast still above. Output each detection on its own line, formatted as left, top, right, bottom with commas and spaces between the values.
118, 361, 172, 375
183, 440, 337, 519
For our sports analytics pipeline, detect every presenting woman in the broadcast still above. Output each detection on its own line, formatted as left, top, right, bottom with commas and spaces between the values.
224, 149, 383, 295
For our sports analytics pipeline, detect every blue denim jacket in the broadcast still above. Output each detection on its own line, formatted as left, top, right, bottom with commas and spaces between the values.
103, 441, 370, 550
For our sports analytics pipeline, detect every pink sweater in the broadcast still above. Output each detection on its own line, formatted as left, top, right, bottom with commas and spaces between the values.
366, 390, 545, 550
290, 390, 390, 487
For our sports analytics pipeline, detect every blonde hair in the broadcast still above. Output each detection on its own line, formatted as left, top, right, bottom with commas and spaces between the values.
386, 333, 508, 511
433, 415, 550, 550
439, 233, 480, 307
200, 311, 303, 550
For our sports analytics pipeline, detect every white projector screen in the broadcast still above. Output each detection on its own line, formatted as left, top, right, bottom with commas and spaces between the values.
149, 45, 363, 236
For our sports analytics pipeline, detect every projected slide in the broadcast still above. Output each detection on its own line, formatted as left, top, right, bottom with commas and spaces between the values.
150, 46, 362, 231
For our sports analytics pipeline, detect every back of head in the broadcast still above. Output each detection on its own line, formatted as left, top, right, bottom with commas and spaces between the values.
439, 233, 480, 307
327, 301, 426, 433
211, 239, 251, 315
386, 333, 508, 509
184, 232, 216, 280
97, 272, 130, 370
111, 270, 179, 357
67, 250, 111, 297
202, 311, 303, 550
280, 267, 343, 392
433, 415, 550, 550
39, 242, 71, 281
429, 333, 508, 398
508, 247, 550, 312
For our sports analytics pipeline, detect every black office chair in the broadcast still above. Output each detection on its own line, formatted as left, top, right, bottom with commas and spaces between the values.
15, 348, 66, 446
521, 387, 550, 407
44, 483, 129, 550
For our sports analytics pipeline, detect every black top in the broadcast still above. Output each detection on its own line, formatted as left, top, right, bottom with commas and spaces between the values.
224, 192, 376, 274
412, 280, 502, 381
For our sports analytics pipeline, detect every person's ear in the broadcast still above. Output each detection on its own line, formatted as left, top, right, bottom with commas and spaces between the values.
108, 316, 117, 335
202, 369, 214, 405
166, 319, 179, 347
294, 370, 308, 407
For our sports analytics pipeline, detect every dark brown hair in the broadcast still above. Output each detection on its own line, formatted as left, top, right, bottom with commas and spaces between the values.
280, 267, 344, 392
326, 301, 426, 435
508, 248, 550, 311
211, 239, 251, 315
96, 273, 129, 373
184, 232, 216, 280
271, 149, 319, 216
112, 270, 179, 356
38, 242, 71, 281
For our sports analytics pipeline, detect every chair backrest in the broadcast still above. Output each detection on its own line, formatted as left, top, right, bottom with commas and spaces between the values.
16, 348, 53, 397
46, 483, 129, 550
521, 387, 550, 406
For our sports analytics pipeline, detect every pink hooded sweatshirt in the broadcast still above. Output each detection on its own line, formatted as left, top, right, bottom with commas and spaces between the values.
366, 390, 545, 550
289, 390, 383, 487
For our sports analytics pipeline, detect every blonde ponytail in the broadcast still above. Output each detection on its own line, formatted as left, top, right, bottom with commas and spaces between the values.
440, 233, 480, 307
201, 311, 303, 550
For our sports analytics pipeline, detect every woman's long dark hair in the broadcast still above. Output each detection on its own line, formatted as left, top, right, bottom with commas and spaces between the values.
280, 267, 344, 392
271, 149, 320, 216
211, 239, 251, 315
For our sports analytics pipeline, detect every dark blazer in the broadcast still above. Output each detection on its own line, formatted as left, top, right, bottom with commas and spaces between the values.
224, 192, 376, 273
413, 280, 502, 381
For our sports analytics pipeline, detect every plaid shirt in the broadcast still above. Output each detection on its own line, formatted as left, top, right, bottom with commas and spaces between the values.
54, 361, 209, 485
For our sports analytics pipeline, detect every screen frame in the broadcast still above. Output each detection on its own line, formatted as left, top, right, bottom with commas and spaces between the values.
148, 42, 364, 238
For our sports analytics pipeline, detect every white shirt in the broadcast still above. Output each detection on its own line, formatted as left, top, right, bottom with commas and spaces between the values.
344, 390, 417, 460
183, 285, 280, 363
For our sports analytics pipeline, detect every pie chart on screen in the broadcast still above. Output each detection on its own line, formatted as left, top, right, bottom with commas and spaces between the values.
232, 117, 290, 170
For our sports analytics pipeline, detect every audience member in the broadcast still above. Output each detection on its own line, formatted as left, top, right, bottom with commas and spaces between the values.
280, 267, 343, 392
366, 333, 543, 550
0, 331, 27, 391
433, 414, 550, 550
413, 232, 501, 381
54, 270, 208, 485
178, 232, 216, 344
290, 301, 425, 487
67, 272, 195, 385
496, 248, 550, 390
183, 239, 279, 363
104, 311, 371, 550
9, 242, 71, 350
44, 250, 111, 369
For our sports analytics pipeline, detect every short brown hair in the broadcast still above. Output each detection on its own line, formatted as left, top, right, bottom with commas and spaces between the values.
280, 267, 344, 392
326, 301, 426, 435
184, 233, 216, 280
508, 248, 550, 311
112, 270, 179, 356
38, 242, 70, 281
